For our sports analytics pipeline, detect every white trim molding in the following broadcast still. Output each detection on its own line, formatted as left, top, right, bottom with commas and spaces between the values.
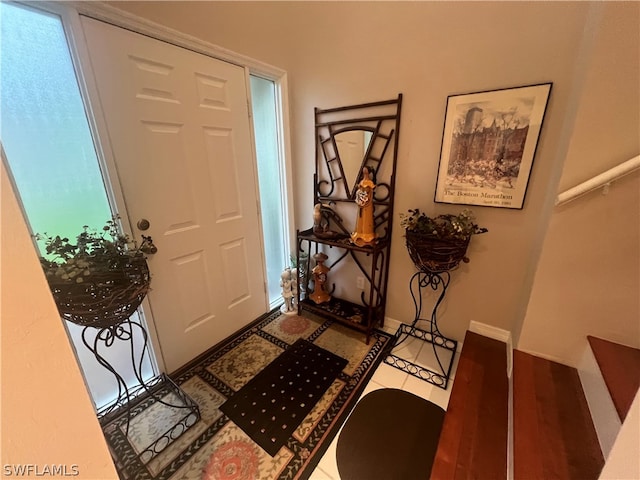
556, 155, 640, 206
469, 320, 512, 343
61, 1, 286, 78
577, 343, 621, 458
382, 316, 403, 336
469, 320, 513, 378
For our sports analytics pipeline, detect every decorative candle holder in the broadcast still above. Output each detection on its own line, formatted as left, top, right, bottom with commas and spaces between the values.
309, 252, 331, 304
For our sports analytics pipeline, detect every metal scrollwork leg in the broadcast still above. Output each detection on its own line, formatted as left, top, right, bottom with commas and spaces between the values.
84, 317, 200, 467
82, 325, 133, 429
384, 270, 458, 389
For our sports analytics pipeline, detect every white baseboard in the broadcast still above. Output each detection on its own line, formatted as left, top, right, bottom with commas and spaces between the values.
577, 343, 621, 458
469, 320, 513, 378
382, 316, 402, 335
512, 347, 571, 366
468, 320, 511, 342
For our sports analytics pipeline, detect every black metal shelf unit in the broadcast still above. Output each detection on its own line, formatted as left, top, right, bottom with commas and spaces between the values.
296, 95, 402, 344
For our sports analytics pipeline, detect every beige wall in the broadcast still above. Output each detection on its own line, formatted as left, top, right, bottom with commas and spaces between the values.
1, 162, 118, 478
3, 0, 636, 472
519, 2, 640, 366
557, 3, 640, 191
107, 0, 598, 343
519, 172, 640, 365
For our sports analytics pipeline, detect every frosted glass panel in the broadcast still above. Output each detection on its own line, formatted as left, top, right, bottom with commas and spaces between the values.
0, 4, 108, 236
0, 3, 154, 409
250, 75, 287, 305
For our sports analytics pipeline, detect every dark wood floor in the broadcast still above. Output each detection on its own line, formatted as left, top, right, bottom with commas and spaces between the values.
513, 350, 604, 480
431, 331, 508, 480
588, 335, 640, 421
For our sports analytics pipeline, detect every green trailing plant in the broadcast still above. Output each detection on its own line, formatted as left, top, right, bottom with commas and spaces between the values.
399, 208, 488, 240
400, 208, 488, 273
36, 217, 151, 284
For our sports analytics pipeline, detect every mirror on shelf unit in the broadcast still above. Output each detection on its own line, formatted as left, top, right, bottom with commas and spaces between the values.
334, 129, 374, 197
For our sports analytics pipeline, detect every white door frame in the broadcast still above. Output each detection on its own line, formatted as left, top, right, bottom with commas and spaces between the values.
23, 0, 295, 373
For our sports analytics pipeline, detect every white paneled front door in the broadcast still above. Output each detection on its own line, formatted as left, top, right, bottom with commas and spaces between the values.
81, 17, 267, 372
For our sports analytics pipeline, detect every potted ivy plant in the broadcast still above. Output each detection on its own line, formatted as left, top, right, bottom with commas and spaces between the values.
399, 208, 488, 273
37, 217, 154, 328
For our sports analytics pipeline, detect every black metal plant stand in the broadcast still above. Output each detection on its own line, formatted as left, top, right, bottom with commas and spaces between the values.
384, 271, 458, 389
82, 318, 200, 466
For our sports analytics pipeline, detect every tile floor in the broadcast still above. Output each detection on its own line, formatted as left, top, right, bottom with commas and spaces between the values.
309, 322, 462, 480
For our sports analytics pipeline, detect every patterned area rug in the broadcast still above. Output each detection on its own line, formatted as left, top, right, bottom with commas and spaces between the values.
103, 310, 392, 479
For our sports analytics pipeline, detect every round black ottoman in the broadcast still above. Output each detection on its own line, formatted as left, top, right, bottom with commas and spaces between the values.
336, 388, 445, 480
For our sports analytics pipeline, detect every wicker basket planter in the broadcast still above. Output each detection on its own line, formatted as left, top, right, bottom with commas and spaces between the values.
48, 255, 151, 329
405, 231, 471, 274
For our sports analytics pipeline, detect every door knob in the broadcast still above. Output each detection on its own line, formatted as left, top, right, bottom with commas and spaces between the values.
137, 218, 150, 231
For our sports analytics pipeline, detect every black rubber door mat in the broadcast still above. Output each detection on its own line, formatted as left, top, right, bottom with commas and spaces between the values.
220, 338, 347, 456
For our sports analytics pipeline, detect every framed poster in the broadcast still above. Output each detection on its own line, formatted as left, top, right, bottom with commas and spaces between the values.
434, 83, 552, 209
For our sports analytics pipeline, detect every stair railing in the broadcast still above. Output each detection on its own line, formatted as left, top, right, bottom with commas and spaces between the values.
556, 155, 640, 206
